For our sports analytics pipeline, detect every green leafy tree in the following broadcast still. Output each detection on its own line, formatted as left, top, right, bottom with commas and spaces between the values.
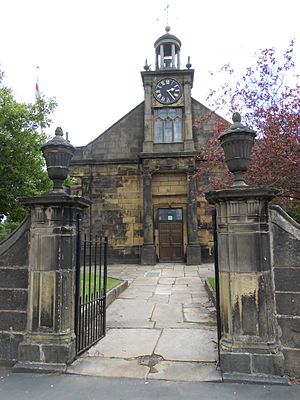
0, 69, 57, 236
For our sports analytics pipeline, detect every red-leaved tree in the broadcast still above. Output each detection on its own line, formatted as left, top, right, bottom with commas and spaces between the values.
194, 40, 300, 216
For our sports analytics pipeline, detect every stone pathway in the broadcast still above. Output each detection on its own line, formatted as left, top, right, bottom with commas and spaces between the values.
67, 263, 221, 382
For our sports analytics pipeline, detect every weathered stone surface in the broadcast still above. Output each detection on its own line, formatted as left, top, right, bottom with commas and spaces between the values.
155, 328, 217, 362
87, 328, 161, 358
0, 217, 30, 267
41, 343, 75, 364
0, 333, 24, 362
17, 343, 41, 363
0, 268, 28, 289
183, 308, 213, 323
207, 188, 285, 378
148, 361, 221, 382
271, 206, 300, 377
107, 299, 154, 322
276, 293, 300, 316
0, 219, 31, 365
67, 357, 149, 379
274, 268, 300, 292
252, 353, 284, 376
271, 207, 300, 268
169, 293, 192, 304
220, 352, 251, 374
282, 348, 300, 375
107, 321, 155, 329
0, 311, 27, 331
147, 294, 170, 304
118, 285, 155, 300
0, 289, 28, 311
151, 304, 183, 323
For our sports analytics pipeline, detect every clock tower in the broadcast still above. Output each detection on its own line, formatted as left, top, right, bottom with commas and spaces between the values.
140, 27, 201, 265
141, 26, 195, 154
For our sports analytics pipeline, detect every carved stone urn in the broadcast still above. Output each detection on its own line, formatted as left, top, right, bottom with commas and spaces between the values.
218, 112, 256, 186
41, 127, 75, 194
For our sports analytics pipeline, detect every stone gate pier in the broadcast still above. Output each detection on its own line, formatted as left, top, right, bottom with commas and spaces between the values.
206, 114, 287, 384
207, 187, 285, 382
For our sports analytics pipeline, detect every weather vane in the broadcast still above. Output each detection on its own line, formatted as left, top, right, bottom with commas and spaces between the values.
165, 4, 170, 26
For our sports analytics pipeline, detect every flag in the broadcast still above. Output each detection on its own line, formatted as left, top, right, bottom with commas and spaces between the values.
35, 66, 40, 100
35, 79, 40, 100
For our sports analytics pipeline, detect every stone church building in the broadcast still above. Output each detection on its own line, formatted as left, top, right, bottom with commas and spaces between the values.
70, 27, 224, 264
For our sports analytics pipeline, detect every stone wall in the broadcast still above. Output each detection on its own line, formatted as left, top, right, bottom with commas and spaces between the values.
270, 205, 300, 376
0, 217, 30, 364
72, 103, 144, 163
70, 163, 143, 263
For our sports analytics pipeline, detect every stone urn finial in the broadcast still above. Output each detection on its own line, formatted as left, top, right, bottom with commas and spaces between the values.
41, 127, 75, 194
218, 113, 256, 187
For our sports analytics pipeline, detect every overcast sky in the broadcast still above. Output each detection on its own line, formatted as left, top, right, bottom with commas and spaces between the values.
1, 0, 299, 146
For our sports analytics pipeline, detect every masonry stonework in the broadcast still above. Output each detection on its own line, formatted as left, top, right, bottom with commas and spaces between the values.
270, 205, 300, 376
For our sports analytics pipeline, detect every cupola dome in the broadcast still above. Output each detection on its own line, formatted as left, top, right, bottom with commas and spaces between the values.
154, 26, 181, 70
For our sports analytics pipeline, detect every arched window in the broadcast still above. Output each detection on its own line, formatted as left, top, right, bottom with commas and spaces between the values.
154, 108, 183, 143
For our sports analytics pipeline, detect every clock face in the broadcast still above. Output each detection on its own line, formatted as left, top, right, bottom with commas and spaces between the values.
153, 78, 182, 104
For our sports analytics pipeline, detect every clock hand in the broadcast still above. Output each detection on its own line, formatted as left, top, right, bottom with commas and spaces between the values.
166, 88, 176, 100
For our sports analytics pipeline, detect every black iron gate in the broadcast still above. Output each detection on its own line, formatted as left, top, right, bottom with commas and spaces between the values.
75, 217, 108, 355
212, 208, 222, 366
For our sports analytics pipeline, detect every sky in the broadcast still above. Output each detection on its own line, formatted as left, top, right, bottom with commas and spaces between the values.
1, 0, 299, 147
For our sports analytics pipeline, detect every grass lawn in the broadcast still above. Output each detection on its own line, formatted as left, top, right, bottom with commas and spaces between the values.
80, 271, 122, 298
208, 277, 216, 291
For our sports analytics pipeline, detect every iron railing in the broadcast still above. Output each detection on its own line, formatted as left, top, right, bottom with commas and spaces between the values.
75, 216, 108, 355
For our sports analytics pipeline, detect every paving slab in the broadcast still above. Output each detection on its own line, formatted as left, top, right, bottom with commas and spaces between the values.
144, 271, 161, 277
107, 321, 156, 329
175, 277, 203, 285
118, 285, 155, 299
154, 321, 205, 329
184, 307, 214, 323
161, 270, 185, 278
155, 328, 217, 362
151, 303, 183, 322
147, 294, 170, 304
158, 277, 176, 284
87, 328, 161, 358
155, 285, 172, 295
147, 361, 222, 382
67, 357, 149, 379
133, 277, 160, 285
107, 299, 154, 322
169, 293, 192, 304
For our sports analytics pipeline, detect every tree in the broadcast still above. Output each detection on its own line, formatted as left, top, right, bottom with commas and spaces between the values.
194, 41, 300, 217
0, 69, 57, 236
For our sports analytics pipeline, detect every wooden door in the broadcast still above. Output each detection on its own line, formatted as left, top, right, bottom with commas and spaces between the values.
159, 221, 183, 261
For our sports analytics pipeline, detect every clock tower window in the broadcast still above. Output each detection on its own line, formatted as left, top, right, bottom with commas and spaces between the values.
154, 108, 183, 143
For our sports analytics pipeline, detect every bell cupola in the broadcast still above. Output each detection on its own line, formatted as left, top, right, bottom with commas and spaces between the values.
154, 26, 181, 70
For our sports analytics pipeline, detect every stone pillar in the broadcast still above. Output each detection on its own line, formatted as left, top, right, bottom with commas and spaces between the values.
206, 187, 286, 383
160, 44, 164, 69
186, 166, 201, 265
142, 80, 153, 153
141, 168, 156, 264
171, 44, 176, 68
14, 194, 90, 373
183, 79, 195, 151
